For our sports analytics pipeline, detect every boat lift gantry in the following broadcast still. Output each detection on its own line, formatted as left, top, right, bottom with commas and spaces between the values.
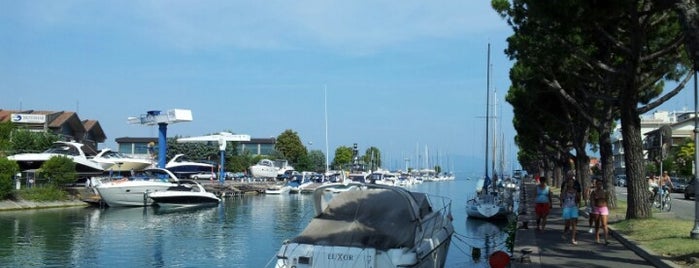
127, 109, 193, 169
177, 132, 251, 183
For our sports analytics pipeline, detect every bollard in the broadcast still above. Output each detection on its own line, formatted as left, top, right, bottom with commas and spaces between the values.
520, 248, 533, 263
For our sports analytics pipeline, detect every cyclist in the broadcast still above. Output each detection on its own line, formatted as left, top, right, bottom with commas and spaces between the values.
648, 175, 659, 200
659, 171, 674, 198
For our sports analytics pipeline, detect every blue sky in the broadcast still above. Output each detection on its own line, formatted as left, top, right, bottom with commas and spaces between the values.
1, 1, 530, 173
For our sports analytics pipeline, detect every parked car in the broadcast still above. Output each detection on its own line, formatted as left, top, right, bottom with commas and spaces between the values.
685, 178, 696, 200
615, 175, 627, 187
671, 177, 686, 193
190, 172, 217, 180
225, 172, 247, 180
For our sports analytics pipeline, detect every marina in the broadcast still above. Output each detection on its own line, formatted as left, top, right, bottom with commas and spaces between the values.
0, 174, 514, 267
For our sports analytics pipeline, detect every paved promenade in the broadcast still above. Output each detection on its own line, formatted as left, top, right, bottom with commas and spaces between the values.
512, 181, 679, 268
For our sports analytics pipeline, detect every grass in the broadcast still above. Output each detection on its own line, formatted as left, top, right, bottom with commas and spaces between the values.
14, 186, 70, 201
551, 185, 699, 265
609, 199, 699, 266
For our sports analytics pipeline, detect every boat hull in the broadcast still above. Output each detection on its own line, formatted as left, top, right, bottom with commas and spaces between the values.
100, 161, 153, 172
96, 180, 177, 207
250, 165, 277, 178
9, 153, 104, 174
149, 192, 220, 208
466, 203, 510, 220
265, 185, 291, 194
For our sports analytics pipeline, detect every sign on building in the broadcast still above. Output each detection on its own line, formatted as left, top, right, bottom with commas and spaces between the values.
10, 114, 46, 124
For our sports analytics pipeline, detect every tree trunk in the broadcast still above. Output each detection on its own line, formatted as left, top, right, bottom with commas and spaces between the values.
574, 150, 590, 197
620, 99, 653, 219
599, 127, 617, 208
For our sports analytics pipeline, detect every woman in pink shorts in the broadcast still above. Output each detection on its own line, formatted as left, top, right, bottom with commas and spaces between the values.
591, 179, 610, 245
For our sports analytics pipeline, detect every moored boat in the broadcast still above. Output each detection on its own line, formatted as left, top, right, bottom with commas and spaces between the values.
93, 148, 153, 172
265, 183, 291, 195
165, 154, 216, 178
95, 168, 179, 207
274, 183, 454, 268
8, 141, 104, 174
148, 179, 220, 208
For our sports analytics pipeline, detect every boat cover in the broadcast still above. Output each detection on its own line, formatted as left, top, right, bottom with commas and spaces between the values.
292, 187, 431, 250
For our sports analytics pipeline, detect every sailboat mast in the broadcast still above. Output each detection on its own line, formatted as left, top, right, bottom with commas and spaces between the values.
324, 85, 329, 173
484, 43, 491, 184
492, 88, 498, 180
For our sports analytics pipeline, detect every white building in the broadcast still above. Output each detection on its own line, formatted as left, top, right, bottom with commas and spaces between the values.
612, 110, 685, 176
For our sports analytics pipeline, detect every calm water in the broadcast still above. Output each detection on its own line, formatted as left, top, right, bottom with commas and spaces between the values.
0, 173, 512, 267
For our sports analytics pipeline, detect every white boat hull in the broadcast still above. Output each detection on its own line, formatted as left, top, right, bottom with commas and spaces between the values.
99, 161, 153, 172
265, 185, 291, 194
96, 180, 177, 207
466, 191, 512, 220
9, 153, 104, 173
250, 166, 277, 179
466, 203, 510, 219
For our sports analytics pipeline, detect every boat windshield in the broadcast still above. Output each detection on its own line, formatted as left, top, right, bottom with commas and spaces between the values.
133, 169, 177, 182
45, 144, 79, 156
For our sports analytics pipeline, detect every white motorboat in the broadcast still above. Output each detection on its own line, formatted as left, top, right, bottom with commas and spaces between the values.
288, 172, 315, 194
7, 141, 104, 174
249, 159, 295, 179
165, 154, 216, 178
265, 183, 291, 195
148, 179, 220, 208
249, 159, 278, 179
367, 170, 399, 186
320, 181, 363, 193
93, 148, 153, 172
274, 184, 454, 268
95, 168, 179, 207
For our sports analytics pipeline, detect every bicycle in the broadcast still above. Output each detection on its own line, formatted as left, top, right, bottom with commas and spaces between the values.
659, 186, 672, 212
651, 186, 672, 212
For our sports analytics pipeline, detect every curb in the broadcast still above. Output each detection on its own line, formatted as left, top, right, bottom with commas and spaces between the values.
0, 200, 88, 211
581, 206, 680, 267
609, 226, 681, 268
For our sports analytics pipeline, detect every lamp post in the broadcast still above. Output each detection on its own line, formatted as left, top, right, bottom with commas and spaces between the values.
692, 70, 699, 239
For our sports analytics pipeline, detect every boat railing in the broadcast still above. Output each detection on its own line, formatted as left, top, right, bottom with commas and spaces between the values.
413, 194, 453, 247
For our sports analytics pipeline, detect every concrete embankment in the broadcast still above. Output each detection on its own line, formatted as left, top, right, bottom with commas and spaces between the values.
0, 199, 89, 211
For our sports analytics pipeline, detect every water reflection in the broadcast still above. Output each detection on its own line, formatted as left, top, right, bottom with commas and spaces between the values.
0, 176, 513, 267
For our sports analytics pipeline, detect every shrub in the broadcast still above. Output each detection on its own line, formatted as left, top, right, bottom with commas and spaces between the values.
37, 156, 76, 187
0, 158, 20, 199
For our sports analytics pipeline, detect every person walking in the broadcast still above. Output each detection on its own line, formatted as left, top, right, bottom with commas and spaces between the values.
535, 176, 553, 231
591, 179, 610, 245
561, 171, 581, 234
585, 179, 597, 233
561, 178, 581, 245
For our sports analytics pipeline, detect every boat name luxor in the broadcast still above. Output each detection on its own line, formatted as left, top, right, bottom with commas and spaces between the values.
328, 253, 354, 261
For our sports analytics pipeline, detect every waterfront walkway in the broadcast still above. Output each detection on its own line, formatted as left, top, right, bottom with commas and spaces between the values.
512, 181, 679, 268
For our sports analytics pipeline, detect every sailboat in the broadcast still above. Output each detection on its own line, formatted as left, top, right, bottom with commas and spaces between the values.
466, 43, 513, 220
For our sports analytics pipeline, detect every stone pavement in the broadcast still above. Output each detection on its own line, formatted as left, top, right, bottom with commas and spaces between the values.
511, 181, 679, 268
